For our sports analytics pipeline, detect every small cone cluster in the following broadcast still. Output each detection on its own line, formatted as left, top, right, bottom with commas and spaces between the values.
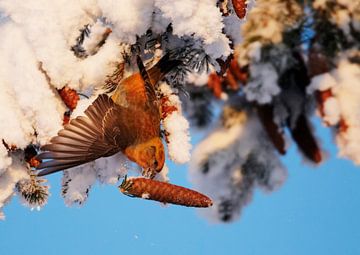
207, 58, 248, 99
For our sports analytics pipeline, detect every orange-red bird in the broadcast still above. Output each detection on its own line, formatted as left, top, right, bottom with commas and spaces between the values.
36, 54, 180, 178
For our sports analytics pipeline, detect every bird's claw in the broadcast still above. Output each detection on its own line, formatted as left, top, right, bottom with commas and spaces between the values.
141, 168, 156, 179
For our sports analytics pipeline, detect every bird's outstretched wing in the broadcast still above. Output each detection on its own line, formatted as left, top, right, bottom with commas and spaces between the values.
36, 94, 137, 176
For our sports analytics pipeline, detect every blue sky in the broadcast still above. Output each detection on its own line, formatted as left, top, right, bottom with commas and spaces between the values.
1, 119, 360, 255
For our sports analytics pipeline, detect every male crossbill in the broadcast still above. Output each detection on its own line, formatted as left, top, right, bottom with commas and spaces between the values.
36, 54, 180, 178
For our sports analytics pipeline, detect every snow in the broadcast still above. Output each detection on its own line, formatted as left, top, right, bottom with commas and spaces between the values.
307, 73, 338, 94
141, 193, 150, 199
155, 163, 170, 183
189, 103, 286, 222
62, 165, 97, 206
313, 0, 360, 39
0, 144, 12, 176
309, 59, 360, 164
186, 71, 212, 87
0, 21, 64, 147
94, 153, 129, 184
0, 0, 357, 222
159, 83, 192, 164
0, 153, 29, 219
322, 97, 341, 126
244, 63, 280, 104
155, 0, 231, 59
97, 0, 154, 44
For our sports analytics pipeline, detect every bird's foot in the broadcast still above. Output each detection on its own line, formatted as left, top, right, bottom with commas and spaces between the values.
141, 168, 156, 179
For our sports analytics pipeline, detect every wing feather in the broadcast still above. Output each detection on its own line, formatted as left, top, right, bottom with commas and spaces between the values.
36, 94, 135, 176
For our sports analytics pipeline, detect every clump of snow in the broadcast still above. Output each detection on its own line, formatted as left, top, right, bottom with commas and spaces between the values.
309, 59, 360, 164
307, 73, 338, 94
61, 165, 97, 206
97, 0, 154, 44
163, 113, 192, 163
244, 63, 280, 104
187, 71, 212, 87
155, 163, 170, 183
141, 192, 150, 199
237, 0, 303, 65
155, 0, 231, 59
0, 21, 64, 146
159, 83, 192, 163
0, 153, 29, 220
189, 103, 286, 222
313, 0, 360, 39
0, 144, 12, 176
94, 153, 129, 184
333, 60, 360, 164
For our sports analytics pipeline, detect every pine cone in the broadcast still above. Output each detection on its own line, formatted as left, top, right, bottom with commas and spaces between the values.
289, 114, 322, 163
229, 59, 248, 84
208, 72, 224, 99
58, 86, 80, 111
256, 104, 286, 155
232, 0, 247, 19
119, 177, 213, 208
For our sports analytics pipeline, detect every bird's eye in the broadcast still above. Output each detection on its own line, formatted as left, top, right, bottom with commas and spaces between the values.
153, 159, 158, 167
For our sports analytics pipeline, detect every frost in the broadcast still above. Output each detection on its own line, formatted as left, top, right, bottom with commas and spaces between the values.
0, 0, 358, 223
155, 0, 231, 59
307, 73, 338, 94
0, 153, 29, 219
97, 0, 154, 44
141, 193, 150, 199
159, 83, 192, 163
0, 144, 11, 176
155, 163, 170, 183
62, 165, 97, 206
244, 63, 280, 104
94, 153, 129, 184
189, 104, 286, 222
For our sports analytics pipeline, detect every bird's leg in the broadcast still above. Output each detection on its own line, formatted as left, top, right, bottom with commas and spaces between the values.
141, 168, 156, 179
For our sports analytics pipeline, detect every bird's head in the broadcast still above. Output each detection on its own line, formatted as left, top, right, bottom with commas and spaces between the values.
124, 137, 165, 178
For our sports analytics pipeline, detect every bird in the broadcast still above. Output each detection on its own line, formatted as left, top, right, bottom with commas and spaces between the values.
36, 54, 181, 178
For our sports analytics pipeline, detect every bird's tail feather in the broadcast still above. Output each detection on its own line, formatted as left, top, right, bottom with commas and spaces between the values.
148, 53, 182, 84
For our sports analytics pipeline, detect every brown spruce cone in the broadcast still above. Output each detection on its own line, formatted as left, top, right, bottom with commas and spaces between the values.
229, 59, 248, 84
308, 50, 331, 78
58, 86, 80, 111
119, 177, 213, 208
289, 114, 322, 163
256, 104, 286, 155
208, 72, 224, 99
232, 0, 247, 19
